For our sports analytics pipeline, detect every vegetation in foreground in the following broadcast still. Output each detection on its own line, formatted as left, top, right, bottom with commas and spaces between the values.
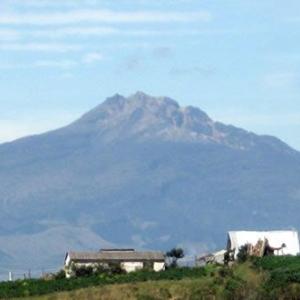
3, 256, 300, 299
0, 267, 206, 299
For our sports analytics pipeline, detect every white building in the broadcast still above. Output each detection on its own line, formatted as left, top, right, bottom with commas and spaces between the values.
197, 249, 227, 266
227, 230, 300, 258
64, 249, 165, 278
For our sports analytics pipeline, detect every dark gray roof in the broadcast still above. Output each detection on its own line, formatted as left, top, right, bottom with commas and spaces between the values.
66, 250, 165, 262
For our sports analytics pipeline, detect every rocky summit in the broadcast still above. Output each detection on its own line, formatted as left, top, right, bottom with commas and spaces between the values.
0, 92, 300, 276
71, 92, 293, 151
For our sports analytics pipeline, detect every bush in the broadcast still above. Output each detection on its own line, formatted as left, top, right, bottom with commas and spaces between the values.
53, 269, 66, 280
106, 263, 126, 275
166, 248, 184, 268
74, 266, 94, 277
253, 256, 300, 271
252, 256, 300, 294
225, 277, 244, 292
224, 250, 234, 265
223, 277, 246, 300
70, 263, 126, 278
0, 267, 207, 299
218, 267, 233, 278
237, 244, 250, 263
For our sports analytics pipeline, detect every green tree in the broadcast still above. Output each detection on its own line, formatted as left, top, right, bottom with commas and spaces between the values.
237, 244, 250, 263
166, 248, 185, 268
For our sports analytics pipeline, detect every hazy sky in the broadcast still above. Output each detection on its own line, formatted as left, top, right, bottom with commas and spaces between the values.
0, 0, 300, 149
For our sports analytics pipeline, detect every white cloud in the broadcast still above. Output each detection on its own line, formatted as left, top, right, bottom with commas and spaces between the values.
0, 9, 212, 25
7, 0, 196, 8
0, 43, 82, 52
262, 72, 298, 89
30, 26, 118, 38
82, 52, 103, 64
285, 16, 300, 23
0, 61, 78, 70
60, 72, 75, 79
7, 0, 99, 8
34, 59, 78, 68
31, 53, 104, 69
0, 29, 20, 41
0, 54, 103, 70
2, 27, 215, 42
0, 63, 25, 69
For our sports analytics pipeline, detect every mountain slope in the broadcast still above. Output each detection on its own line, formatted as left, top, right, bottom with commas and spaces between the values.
0, 92, 300, 275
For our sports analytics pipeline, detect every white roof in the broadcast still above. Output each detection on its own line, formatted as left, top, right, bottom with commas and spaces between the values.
228, 230, 300, 257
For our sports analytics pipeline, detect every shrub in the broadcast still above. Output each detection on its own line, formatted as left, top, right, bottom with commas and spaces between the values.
253, 256, 300, 271
166, 248, 184, 268
74, 266, 94, 277
252, 256, 300, 294
237, 244, 250, 263
106, 263, 126, 275
53, 269, 66, 280
223, 276, 246, 300
0, 267, 207, 299
224, 250, 234, 265
218, 267, 233, 278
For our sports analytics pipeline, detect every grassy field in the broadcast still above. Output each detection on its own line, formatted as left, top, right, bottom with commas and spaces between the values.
18, 278, 219, 300
12, 263, 262, 300
5, 257, 300, 300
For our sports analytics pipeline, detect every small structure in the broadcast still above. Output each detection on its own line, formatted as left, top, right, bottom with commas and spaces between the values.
198, 230, 300, 266
64, 249, 165, 278
227, 230, 300, 259
197, 249, 227, 266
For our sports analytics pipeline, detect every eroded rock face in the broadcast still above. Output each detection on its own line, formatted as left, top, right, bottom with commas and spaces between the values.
72, 92, 293, 151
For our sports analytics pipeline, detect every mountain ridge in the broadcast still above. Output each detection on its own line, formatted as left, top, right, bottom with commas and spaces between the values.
0, 92, 294, 155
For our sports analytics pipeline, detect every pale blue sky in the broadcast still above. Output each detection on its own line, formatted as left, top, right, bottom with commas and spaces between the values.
0, 0, 300, 149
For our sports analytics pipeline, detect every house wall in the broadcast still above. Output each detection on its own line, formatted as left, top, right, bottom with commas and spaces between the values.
120, 261, 144, 272
65, 255, 71, 267
64, 257, 165, 278
153, 262, 165, 272
64, 261, 109, 278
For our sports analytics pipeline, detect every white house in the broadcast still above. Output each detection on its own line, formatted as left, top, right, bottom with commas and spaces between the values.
227, 230, 300, 258
64, 249, 165, 278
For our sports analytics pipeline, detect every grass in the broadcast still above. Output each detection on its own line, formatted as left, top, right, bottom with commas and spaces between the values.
4, 256, 300, 300
8, 264, 262, 300
0, 268, 207, 299
18, 279, 216, 300
15, 264, 265, 300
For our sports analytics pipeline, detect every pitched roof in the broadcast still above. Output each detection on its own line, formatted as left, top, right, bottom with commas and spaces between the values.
66, 250, 165, 262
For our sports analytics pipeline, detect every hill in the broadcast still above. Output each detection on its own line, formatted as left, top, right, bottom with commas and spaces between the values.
4, 256, 300, 300
0, 92, 300, 274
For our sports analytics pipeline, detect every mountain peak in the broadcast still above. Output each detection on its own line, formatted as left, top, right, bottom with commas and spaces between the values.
71, 92, 292, 152
74, 92, 214, 142
128, 91, 180, 109
104, 93, 126, 106
131, 91, 150, 99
